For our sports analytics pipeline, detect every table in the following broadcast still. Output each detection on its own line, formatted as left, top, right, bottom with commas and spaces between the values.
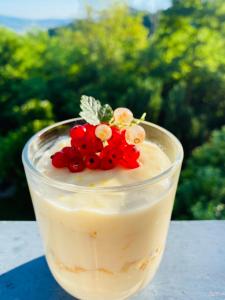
0, 221, 225, 300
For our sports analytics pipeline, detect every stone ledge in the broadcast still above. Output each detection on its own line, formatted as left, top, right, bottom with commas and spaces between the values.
0, 221, 225, 300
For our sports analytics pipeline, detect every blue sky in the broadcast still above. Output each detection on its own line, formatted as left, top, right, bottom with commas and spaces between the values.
0, 0, 171, 19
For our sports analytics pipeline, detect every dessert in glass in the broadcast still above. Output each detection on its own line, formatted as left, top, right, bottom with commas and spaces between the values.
22, 96, 183, 300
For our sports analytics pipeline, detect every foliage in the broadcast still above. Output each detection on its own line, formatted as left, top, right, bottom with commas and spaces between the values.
141, 0, 225, 153
0, 2, 224, 219
175, 127, 225, 220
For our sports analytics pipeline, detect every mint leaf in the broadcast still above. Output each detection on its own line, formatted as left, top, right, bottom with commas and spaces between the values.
79, 95, 101, 125
98, 104, 113, 123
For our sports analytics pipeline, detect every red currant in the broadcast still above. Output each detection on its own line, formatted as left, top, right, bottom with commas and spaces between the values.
76, 136, 103, 155
100, 143, 122, 161
91, 136, 103, 153
71, 135, 88, 153
84, 124, 96, 137
122, 145, 140, 161
71, 137, 81, 148
109, 148, 123, 163
108, 127, 127, 147
51, 151, 69, 168
99, 145, 111, 159
70, 125, 86, 140
68, 158, 85, 173
119, 158, 139, 169
77, 140, 91, 155
85, 154, 100, 169
107, 126, 121, 145
100, 156, 116, 170
120, 130, 128, 145
62, 146, 81, 159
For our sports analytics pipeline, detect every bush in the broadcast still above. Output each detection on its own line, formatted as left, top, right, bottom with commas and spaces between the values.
175, 126, 225, 219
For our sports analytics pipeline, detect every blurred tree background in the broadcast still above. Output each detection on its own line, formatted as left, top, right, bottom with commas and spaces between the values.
0, 0, 224, 220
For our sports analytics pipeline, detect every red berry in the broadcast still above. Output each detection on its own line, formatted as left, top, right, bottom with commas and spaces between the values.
70, 124, 102, 154
71, 136, 84, 148
107, 147, 123, 164
108, 127, 128, 147
119, 158, 140, 169
73, 136, 102, 155
84, 124, 96, 137
109, 148, 123, 163
85, 154, 100, 169
70, 125, 86, 140
51, 151, 69, 168
99, 145, 111, 159
100, 156, 116, 170
118, 130, 129, 148
120, 129, 126, 138
122, 145, 140, 161
77, 139, 91, 155
62, 146, 81, 159
71, 135, 89, 153
71, 137, 81, 148
91, 136, 103, 153
100, 144, 122, 162
107, 126, 121, 145
68, 158, 85, 173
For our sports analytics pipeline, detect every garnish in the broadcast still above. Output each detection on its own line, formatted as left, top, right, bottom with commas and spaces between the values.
95, 124, 112, 141
51, 95, 147, 172
113, 107, 133, 126
125, 124, 146, 145
79, 95, 113, 125
98, 104, 114, 123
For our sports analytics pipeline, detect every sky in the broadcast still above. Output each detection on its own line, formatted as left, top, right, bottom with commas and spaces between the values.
0, 0, 171, 19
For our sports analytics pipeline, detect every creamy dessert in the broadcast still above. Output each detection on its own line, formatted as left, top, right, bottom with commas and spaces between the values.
23, 96, 182, 300
37, 137, 170, 188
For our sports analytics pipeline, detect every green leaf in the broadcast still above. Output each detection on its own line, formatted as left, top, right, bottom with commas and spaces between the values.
79, 95, 101, 125
98, 104, 113, 123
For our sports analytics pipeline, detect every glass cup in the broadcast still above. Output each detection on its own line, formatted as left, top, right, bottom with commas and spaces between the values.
22, 118, 183, 300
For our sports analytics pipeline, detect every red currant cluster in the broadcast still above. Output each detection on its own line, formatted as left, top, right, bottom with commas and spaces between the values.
51, 123, 140, 172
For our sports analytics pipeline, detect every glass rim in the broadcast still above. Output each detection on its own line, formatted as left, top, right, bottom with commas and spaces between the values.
22, 118, 183, 193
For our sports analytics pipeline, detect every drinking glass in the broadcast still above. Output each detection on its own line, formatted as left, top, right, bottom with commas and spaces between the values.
22, 118, 183, 300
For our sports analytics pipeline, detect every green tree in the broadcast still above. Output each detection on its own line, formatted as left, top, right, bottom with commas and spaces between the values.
0, 1, 224, 220
141, 0, 225, 154
174, 126, 225, 219
43, 6, 149, 118
0, 99, 53, 219
0, 29, 50, 134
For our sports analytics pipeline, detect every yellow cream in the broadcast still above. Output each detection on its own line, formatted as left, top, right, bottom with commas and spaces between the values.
29, 137, 176, 300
